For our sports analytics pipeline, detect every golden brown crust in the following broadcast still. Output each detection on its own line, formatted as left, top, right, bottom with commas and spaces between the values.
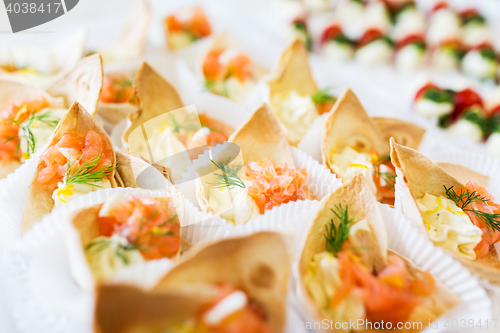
267, 39, 318, 145
229, 103, 294, 166
124, 63, 184, 143
115, 152, 172, 188
322, 89, 388, 171
436, 162, 489, 188
298, 175, 458, 332
268, 38, 318, 97
372, 117, 426, 150
46, 54, 103, 116
153, 232, 290, 333
21, 102, 117, 233
390, 139, 463, 199
97, 103, 137, 127
299, 174, 388, 275
94, 284, 214, 333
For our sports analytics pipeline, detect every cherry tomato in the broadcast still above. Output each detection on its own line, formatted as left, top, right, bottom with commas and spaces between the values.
452, 88, 483, 121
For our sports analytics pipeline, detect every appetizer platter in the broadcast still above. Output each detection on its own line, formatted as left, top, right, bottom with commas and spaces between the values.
1, 0, 500, 332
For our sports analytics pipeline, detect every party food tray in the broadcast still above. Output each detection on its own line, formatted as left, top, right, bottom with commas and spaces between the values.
2, 0, 500, 332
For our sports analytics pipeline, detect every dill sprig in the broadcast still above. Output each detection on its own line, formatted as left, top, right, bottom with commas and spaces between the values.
373, 154, 391, 166
64, 154, 116, 187
113, 77, 134, 103
311, 88, 336, 105
167, 113, 200, 134
204, 79, 229, 97
130, 211, 179, 253
86, 238, 137, 265
375, 170, 396, 191
206, 159, 246, 190
6, 109, 61, 159
325, 204, 355, 257
444, 185, 500, 235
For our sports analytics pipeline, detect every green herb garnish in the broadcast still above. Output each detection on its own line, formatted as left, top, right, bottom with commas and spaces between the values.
373, 154, 391, 166
167, 113, 200, 134
86, 238, 137, 265
204, 79, 229, 97
444, 185, 500, 235
311, 88, 336, 105
64, 154, 116, 187
333, 35, 354, 46
463, 109, 489, 136
463, 15, 486, 26
490, 114, 500, 134
206, 159, 246, 190
375, 171, 396, 191
480, 48, 497, 62
113, 77, 134, 103
423, 88, 455, 104
438, 113, 452, 128
7, 110, 61, 159
325, 204, 354, 257
293, 22, 313, 51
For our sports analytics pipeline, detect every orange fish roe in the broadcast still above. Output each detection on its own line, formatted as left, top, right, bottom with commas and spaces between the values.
165, 8, 211, 39
202, 49, 252, 83
35, 130, 114, 190
97, 195, 182, 260
0, 97, 50, 163
245, 161, 308, 214
100, 73, 134, 103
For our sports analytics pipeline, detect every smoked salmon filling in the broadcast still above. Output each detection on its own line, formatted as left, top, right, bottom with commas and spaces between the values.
33, 130, 115, 208
418, 181, 500, 260
304, 204, 436, 325
171, 112, 232, 151
35, 130, 114, 190
165, 8, 211, 45
245, 161, 308, 214
83, 195, 181, 282
300, 175, 458, 328
312, 249, 434, 325
202, 48, 253, 98
0, 96, 56, 162
100, 73, 135, 104
328, 147, 396, 203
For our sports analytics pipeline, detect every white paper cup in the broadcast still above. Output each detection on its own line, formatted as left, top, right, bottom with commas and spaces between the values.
0, 187, 200, 333
0, 150, 42, 248
293, 204, 491, 332
178, 142, 342, 245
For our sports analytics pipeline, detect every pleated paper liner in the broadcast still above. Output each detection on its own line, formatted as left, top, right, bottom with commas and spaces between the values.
0, 92, 251, 247
0, 149, 43, 248
3, 187, 191, 333
177, 141, 343, 245
293, 204, 491, 332
19, 188, 187, 291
